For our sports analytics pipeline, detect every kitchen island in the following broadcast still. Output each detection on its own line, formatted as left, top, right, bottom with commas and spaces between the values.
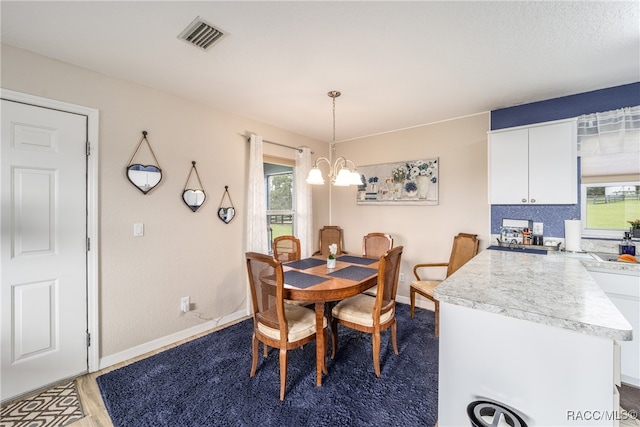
434, 249, 633, 426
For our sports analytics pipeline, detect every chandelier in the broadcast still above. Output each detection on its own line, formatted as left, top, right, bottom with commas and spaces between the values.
306, 91, 361, 186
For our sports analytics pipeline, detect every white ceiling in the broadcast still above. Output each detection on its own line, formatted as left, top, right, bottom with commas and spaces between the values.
1, 1, 638, 142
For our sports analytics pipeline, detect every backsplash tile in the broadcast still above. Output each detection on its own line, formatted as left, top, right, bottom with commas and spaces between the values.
491, 205, 580, 237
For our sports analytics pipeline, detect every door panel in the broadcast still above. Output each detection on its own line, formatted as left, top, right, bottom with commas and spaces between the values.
13, 168, 55, 255
1, 100, 88, 401
14, 279, 56, 360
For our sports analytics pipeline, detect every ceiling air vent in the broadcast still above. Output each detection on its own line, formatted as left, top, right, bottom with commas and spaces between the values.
178, 17, 225, 51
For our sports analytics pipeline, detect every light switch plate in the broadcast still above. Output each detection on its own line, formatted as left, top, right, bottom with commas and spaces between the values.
133, 223, 144, 237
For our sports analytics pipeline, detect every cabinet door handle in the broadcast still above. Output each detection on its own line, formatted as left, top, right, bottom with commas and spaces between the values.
530, 198, 536, 203
521, 198, 527, 203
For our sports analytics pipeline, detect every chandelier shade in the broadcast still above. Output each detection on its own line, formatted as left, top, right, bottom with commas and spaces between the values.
306, 167, 325, 185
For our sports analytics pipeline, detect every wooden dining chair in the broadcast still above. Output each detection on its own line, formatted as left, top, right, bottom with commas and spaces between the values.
313, 225, 348, 257
362, 232, 393, 296
272, 235, 301, 262
362, 232, 393, 258
245, 252, 327, 400
330, 246, 404, 377
410, 232, 479, 337
273, 235, 311, 313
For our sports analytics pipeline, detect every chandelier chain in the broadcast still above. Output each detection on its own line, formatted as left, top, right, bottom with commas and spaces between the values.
332, 95, 336, 143
305, 90, 358, 187
328, 90, 341, 143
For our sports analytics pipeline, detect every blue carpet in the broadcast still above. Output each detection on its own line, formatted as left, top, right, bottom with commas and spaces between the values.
96, 304, 438, 427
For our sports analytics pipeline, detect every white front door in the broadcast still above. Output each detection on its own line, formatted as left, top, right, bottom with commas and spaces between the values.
1, 100, 88, 401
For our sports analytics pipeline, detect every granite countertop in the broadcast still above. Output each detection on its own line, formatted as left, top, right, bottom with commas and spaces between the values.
433, 249, 633, 341
572, 255, 640, 272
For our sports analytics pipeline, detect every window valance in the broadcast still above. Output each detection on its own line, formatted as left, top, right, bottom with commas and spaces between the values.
577, 105, 640, 157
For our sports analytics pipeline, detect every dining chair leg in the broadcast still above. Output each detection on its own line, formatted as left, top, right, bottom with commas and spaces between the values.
279, 348, 287, 401
410, 287, 416, 318
372, 330, 381, 377
330, 320, 338, 359
391, 321, 399, 355
250, 334, 259, 377
263, 343, 268, 358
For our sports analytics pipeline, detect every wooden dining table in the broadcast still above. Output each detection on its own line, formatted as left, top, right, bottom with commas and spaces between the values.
280, 255, 380, 386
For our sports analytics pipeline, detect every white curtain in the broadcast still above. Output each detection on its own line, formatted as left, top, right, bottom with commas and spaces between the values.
577, 106, 640, 156
295, 147, 313, 257
246, 134, 268, 254
577, 106, 640, 177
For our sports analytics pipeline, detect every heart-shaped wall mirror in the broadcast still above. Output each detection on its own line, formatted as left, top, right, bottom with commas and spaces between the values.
218, 207, 235, 224
182, 161, 207, 212
126, 131, 163, 195
217, 186, 236, 224
183, 190, 206, 212
127, 164, 162, 194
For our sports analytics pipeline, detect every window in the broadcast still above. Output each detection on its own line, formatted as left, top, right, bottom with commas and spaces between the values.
264, 161, 294, 250
578, 106, 640, 238
581, 181, 640, 237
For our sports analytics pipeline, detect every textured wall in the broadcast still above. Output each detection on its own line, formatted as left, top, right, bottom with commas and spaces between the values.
491, 83, 640, 130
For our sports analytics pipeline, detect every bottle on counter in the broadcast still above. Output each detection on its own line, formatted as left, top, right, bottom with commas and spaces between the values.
522, 228, 531, 245
619, 232, 636, 256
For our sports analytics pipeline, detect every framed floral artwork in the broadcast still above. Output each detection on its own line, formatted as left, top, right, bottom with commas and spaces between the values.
356, 158, 438, 205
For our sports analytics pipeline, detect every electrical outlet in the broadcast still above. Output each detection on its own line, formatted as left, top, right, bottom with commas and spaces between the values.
399, 273, 405, 282
181, 296, 190, 313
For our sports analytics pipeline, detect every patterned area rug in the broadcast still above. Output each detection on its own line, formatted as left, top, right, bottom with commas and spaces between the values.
0, 381, 84, 427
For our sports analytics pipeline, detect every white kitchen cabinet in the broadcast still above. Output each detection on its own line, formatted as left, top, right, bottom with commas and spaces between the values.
488, 120, 577, 204
588, 267, 640, 387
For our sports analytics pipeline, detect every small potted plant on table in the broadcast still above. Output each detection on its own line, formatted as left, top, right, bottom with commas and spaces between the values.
327, 243, 337, 269
628, 219, 640, 238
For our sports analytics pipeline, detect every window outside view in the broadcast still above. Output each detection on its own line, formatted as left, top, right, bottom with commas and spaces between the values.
265, 163, 294, 249
584, 183, 640, 231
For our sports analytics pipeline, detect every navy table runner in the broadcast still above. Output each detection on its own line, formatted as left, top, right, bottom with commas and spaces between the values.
328, 265, 377, 282
284, 271, 327, 289
284, 258, 326, 270
337, 255, 377, 265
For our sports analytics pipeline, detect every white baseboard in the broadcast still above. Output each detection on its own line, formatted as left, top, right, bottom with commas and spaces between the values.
396, 295, 435, 311
98, 300, 435, 372
98, 309, 248, 371
621, 375, 640, 388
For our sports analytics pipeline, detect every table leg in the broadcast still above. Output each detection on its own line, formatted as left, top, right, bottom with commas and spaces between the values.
315, 301, 325, 386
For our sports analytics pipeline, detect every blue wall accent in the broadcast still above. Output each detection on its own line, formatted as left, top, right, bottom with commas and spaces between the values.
490, 82, 640, 237
492, 82, 640, 130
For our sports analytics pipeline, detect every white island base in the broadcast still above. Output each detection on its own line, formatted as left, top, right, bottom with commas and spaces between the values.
438, 303, 621, 426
